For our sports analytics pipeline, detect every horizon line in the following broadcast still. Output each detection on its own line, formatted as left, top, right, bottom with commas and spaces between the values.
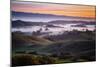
12, 11, 96, 19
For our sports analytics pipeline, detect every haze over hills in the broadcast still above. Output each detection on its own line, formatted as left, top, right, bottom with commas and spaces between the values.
12, 11, 95, 22
12, 20, 95, 28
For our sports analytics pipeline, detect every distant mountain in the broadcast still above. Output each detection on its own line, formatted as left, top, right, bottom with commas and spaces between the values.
12, 20, 95, 28
46, 24, 63, 28
12, 20, 47, 28
71, 24, 86, 27
12, 11, 67, 18
49, 20, 96, 25
12, 20, 33, 27
12, 11, 95, 22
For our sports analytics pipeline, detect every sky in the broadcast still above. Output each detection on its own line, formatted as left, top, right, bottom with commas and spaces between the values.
11, 1, 96, 18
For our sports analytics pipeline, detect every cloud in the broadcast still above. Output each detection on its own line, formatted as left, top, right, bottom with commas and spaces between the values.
11, 1, 96, 18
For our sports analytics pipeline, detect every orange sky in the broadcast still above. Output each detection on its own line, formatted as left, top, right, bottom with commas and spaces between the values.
11, 1, 96, 18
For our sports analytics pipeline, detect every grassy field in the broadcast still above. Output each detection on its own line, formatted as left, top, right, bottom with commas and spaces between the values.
12, 30, 96, 66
